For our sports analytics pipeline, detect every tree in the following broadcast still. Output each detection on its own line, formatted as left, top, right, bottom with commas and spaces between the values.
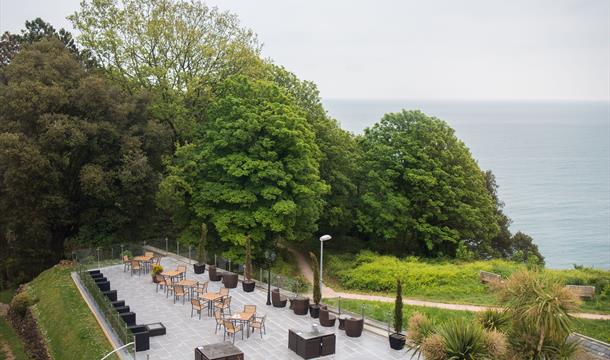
310, 252, 321, 306
0, 18, 94, 68
0, 39, 166, 287
159, 75, 327, 252
483, 170, 513, 258
510, 231, 544, 265
394, 278, 403, 334
269, 65, 360, 236
70, 0, 264, 141
196, 223, 208, 265
356, 110, 499, 256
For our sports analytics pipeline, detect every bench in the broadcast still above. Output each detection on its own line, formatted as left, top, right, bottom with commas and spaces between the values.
479, 271, 502, 284
565, 285, 596, 299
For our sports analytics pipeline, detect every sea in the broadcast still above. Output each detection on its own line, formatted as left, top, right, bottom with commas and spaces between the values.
322, 99, 610, 269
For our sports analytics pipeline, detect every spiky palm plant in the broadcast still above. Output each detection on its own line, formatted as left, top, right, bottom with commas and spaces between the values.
436, 320, 488, 360
476, 309, 509, 332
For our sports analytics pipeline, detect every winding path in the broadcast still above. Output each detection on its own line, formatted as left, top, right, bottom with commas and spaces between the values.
286, 247, 610, 321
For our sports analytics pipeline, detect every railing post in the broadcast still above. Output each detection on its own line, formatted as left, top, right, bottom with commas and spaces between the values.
338, 296, 342, 315
214, 254, 217, 267
96, 247, 100, 268
177, 241, 179, 257
260, 268, 263, 283
228, 259, 231, 272
188, 246, 192, 264
165, 237, 168, 253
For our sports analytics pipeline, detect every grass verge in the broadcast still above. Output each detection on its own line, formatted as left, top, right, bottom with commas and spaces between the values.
27, 265, 117, 360
0, 317, 28, 360
323, 297, 610, 344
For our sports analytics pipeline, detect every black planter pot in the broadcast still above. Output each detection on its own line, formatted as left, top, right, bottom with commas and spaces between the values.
309, 304, 320, 318
389, 333, 406, 350
193, 263, 206, 274
242, 280, 255, 292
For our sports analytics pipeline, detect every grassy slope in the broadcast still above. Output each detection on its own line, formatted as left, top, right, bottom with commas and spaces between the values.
0, 289, 16, 305
325, 251, 610, 313
0, 317, 29, 360
324, 298, 610, 344
27, 265, 116, 360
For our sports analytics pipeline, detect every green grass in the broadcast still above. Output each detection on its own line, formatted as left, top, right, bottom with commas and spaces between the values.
324, 250, 610, 313
0, 317, 29, 360
0, 289, 16, 304
27, 265, 117, 360
323, 297, 610, 344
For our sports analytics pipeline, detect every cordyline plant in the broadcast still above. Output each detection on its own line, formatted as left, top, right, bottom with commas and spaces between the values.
197, 223, 207, 265
310, 252, 321, 305
394, 278, 403, 334
244, 236, 252, 281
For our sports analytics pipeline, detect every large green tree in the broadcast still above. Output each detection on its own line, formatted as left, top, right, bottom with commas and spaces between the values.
268, 65, 360, 236
70, 0, 264, 142
356, 110, 499, 256
158, 76, 328, 251
0, 39, 169, 287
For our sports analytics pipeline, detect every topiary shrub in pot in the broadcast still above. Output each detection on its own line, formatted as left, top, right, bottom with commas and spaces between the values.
389, 278, 406, 350
193, 223, 207, 274
151, 264, 164, 283
309, 252, 321, 318
242, 237, 255, 292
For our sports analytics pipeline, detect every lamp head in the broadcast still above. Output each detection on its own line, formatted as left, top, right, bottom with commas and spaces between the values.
319, 235, 332, 242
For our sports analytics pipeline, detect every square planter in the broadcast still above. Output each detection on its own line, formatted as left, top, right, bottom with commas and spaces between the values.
96, 281, 110, 292
115, 306, 131, 314
90, 273, 104, 280
120, 312, 136, 326
145, 322, 166, 337
128, 325, 150, 352
112, 300, 125, 308
88, 270, 101, 276
94, 277, 107, 283
103, 290, 117, 302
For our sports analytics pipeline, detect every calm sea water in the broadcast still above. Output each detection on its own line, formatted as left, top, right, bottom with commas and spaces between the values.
323, 99, 610, 269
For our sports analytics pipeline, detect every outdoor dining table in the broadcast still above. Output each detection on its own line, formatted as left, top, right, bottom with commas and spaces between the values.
176, 279, 198, 299
228, 312, 255, 338
160, 270, 184, 282
199, 292, 223, 316
133, 254, 154, 273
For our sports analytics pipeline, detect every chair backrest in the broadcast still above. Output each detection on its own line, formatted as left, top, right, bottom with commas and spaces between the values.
223, 320, 235, 332
223, 296, 231, 308
176, 285, 185, 295
198, 282, 208, 292
191, 299, 200, 307
214, 310, 223, 323
145, 251, 154, 257
272, 289, 279, 301
163, 276, 171, 285
123, 255, 129, 262
131, 260, 140, 268
244, 305, 256, 314
257, 314, 266, 324
177, 265, 186, 272
219, 287, 229, 296
319, 307, 329, 321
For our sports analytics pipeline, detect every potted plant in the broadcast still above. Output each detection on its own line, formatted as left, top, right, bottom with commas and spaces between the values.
242, 237, 256, 292
389, 278, 406, 350
309, 252, 321, 318
193, 223, 207, 274
151, 264, 164, 283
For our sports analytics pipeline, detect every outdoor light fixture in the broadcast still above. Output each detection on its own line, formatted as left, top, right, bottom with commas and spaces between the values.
319, 235, 332, 295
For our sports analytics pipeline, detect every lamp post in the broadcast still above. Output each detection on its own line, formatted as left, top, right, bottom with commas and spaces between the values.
264, 250, 276, 306
319, 235, 332, 296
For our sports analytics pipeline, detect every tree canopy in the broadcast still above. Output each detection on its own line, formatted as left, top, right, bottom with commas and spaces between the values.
356, 110, 499, 256
159, 76, 328, 250
0, 39, 169, 286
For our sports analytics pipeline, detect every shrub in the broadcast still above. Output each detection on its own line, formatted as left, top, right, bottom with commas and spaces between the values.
289, 275, 308, 295
484, 330, 508, 358
421, 334, 445, 360
406, 312, 435, 355
121, 250, 133, 259
394, 278, 403, 333
10, 291, 32, 317
456, 241, 475, 262
151, 264, 163, 276
476, 309, 509, 331
309, 252, 321, 305
437, 320, 489, 360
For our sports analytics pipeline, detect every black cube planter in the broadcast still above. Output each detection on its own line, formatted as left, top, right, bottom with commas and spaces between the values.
96, 281, 110, 292
103, 290, 117, 302
128, 325, 150, 352
112, 300, 125, 308
389, 333, 406, 350
120, 312, 136, 326
145, 323, 166, 337
309, 304, 320, 318
115, 306, 131, 314
88, 269, 101, 276
242, 280, 255, 292
90, 273, 104, 280
94, 277, 107, 283
193, 263, 206, 274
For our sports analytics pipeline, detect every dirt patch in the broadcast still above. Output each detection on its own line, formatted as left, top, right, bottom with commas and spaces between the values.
0, 340, 16, 360
7, 287, 51, 360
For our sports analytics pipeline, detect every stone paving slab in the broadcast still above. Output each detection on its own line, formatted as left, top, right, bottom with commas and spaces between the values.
102, 258, 414, 360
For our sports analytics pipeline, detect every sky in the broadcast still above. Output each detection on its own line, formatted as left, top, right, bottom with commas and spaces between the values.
1, 0, 609, 101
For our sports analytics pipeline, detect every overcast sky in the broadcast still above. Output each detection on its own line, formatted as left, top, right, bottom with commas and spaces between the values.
1, 0, 609, 101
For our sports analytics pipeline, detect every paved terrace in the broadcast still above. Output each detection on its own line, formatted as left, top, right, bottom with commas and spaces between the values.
101, 257, 415, 360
